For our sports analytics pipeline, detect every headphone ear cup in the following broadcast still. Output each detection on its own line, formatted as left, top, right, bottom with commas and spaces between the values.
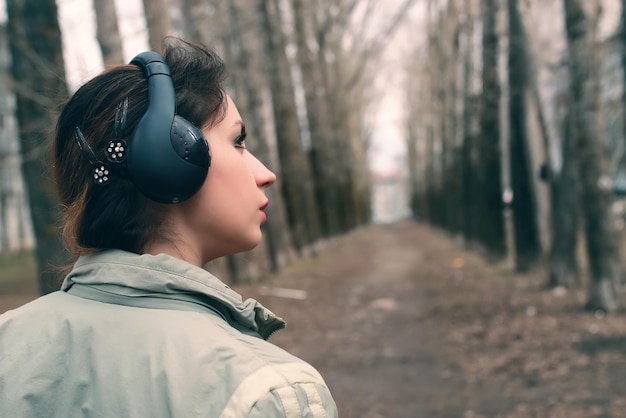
127, 51, 210, 204
128, 120, 209, 203
170, 116, 211, 169
127, 113, 210, 203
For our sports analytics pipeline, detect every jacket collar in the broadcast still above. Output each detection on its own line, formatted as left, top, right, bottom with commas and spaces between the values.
61, 249, 285, 340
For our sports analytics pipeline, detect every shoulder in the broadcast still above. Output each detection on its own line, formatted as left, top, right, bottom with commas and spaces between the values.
219, 361, 338, 418
153, 313, 337, 417
0, 292, 71, 332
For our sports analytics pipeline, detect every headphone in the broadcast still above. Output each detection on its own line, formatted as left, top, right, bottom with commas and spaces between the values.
126, 51, 210, 203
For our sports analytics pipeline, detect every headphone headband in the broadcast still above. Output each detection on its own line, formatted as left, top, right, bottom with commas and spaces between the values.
125, 51, 210, 203
131, 52, 171, 77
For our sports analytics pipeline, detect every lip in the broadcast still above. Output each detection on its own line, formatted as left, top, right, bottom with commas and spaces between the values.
259, 201, 268, 223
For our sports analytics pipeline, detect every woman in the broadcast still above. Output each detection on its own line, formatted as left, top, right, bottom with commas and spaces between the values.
0, 38, 338, 418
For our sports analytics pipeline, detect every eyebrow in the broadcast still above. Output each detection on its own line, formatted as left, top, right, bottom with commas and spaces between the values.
233, 121, 246, 137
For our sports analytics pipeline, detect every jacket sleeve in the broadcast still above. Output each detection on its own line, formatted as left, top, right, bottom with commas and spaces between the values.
247, 382, 338, 418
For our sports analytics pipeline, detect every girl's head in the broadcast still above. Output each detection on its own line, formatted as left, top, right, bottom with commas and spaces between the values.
52, 38, 275, 264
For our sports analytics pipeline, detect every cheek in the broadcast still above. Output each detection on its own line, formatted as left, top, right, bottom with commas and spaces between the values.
200, 159, 248, 208
212, 153, 257, 188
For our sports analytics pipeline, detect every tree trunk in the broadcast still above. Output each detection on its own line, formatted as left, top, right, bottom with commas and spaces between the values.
343, 76, 371, 228
406, 110, 421, 219
404, 33, 429, 221
93, 0, 124, 66
508, 0, 540, 271
563, 0, 623, 311
478, 0, 506, 258
461, 0, 477, 243
312, 1, 362, 232
142, 0, 171, 52
446, 0, 463, 234
223, 0, 295, 273
549, 108, 580, 288
436, 5, 451, 230
256, 0, 320, 250
6, 0, 69, 294
180, 0, 212, 45
622, 0, 626, 170
180, 0, 203, 43
425, 0, 441, 227
292, 0, 340, 237
302, 0, 412, 230
0, 151, 9, 251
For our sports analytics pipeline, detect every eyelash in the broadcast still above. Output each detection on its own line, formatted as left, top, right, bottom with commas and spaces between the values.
234, 131, 247, 149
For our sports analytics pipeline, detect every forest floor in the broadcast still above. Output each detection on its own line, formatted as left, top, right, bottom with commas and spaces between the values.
3, 220, 626, 417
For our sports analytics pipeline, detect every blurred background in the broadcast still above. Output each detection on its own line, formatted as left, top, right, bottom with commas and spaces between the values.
1, 0, 624, 309
3, 0, 626, 416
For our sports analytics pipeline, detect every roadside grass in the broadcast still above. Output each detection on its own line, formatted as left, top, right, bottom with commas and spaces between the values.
0, 250, 37, 294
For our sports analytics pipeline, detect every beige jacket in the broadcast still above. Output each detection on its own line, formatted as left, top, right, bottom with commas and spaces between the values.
0, 250, 337, 417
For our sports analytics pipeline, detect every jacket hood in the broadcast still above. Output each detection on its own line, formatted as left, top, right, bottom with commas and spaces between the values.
61, 249, 285, 339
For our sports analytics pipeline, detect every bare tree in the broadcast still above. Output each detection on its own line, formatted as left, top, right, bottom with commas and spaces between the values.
405, 32, 431, 222
180, 0, 214, 44
423, 0, 440, 225
621, 0, 626, 174
477, 0, 505, 257
516, 0, 580, 287
292, 0, 341, 236
442, 0, 463, 233
222, 0, 295, 273
508, 0, 540, 270
142, 0, 172, 51
461, 0, 478, 243
6, 0, 69, 294
548, 102, 581, 288
310, 0, 362, 231
405, 81, 422, 220
421, 0, 461, 231
93, 0, 124, 66
256, 0, 320, 250
429, 1, 450, 229
308, 0, 416, 229
563, 0, 623, 311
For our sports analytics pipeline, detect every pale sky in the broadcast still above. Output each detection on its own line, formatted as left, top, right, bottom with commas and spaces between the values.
367, 1, 424, 177
57, 0, 149, 90
0, 0, 623, 177
1, 0, 411, 176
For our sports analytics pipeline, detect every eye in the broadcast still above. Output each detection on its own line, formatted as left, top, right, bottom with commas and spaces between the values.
234, 128, 247, 150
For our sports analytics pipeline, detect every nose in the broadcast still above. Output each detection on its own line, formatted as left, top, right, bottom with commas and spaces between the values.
254, 156, 276, 188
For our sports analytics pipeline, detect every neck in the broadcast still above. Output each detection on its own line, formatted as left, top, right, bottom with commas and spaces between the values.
143, 238, 203, 267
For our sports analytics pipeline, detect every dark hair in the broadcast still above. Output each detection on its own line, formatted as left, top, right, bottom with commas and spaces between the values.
51, 38, 227, 256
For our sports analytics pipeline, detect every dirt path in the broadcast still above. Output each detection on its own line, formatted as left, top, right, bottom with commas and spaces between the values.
238, 221, 468, 417
238, 221, 626, 418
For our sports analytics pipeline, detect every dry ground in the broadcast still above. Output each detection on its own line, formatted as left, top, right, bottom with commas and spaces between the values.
3, 221, 626, 417
238, 221, 626, 418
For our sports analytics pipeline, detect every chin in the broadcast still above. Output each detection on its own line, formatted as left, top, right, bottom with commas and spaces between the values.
242, 234, 263, 252
231, 231, 263, 255
204, 231, 263, 261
